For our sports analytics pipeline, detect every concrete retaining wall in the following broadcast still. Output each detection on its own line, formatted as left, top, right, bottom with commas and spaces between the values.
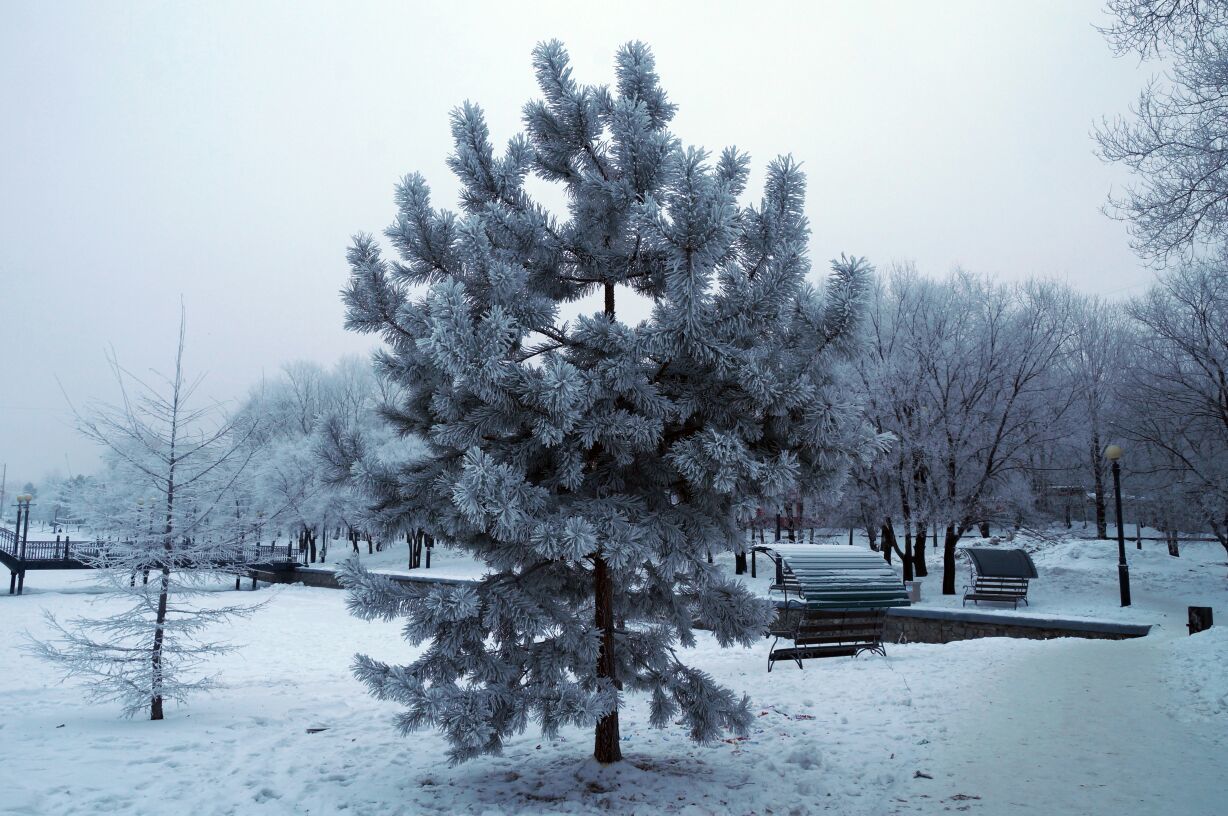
883, 606, 1150, 643
256, 566, 1150, 643
250, 566, 477, 590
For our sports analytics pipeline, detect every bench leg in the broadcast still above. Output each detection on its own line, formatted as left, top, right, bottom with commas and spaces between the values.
766, 636, 806, 671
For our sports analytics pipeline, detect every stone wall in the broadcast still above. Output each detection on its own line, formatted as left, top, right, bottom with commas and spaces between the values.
883, 607, 1150, 643
249, 566, 477, 590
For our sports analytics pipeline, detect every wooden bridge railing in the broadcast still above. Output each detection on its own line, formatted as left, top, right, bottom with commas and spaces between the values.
1, 529, 297, 567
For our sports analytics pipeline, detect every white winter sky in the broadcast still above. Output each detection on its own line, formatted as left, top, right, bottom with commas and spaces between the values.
1, 0, 1154, 487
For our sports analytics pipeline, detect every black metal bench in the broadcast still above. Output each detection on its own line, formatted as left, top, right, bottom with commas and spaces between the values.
767, 607, 888, 671
959, 547, 1038, 610
963, 575, 1030, 608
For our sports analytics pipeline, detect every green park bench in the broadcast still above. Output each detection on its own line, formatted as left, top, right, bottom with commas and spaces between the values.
752, 544, 911, 671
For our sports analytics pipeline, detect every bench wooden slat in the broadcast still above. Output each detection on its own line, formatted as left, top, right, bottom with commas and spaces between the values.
771, 645, 860, 661
795, 623, 885, 637
795, 634, 882, 647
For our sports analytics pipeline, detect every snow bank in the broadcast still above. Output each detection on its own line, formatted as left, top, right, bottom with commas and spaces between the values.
1164, 625, 1228, 738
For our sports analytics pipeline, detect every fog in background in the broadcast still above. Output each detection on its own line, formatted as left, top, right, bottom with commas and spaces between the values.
1, 0, 1149, 486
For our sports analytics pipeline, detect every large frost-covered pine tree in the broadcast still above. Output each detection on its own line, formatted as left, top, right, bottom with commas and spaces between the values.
337, 41, 878, 764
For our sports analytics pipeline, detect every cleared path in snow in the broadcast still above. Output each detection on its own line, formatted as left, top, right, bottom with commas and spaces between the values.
920, 635, 1225, 815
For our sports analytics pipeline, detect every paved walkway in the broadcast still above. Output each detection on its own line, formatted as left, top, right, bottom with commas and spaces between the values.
921, 635, 1225, 815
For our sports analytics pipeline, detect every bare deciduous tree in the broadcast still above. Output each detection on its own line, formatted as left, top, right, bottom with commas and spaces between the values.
907, 274, 1077, 593
1119, 258, 1228, 564
1065, 295, 1129, 539
1098, 1, 1228, 260
32, 311, 261, 720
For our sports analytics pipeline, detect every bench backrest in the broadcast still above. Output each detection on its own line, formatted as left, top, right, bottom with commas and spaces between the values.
772, 608, 886, 646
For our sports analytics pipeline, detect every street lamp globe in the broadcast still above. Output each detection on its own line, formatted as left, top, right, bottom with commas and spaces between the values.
1104, 444, 1123, 461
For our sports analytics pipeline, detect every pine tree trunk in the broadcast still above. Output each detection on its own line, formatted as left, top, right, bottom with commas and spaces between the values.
942, 525, 959, 595
594, 281, 622, 765
592, 536, 620, 758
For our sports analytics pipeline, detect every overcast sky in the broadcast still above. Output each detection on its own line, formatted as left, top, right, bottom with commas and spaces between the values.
0, 0, 1153, 487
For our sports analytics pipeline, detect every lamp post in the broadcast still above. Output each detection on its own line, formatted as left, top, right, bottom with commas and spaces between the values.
18, 493, 33, 545
1104, 445, 1131, 607
10, 494, 33, 594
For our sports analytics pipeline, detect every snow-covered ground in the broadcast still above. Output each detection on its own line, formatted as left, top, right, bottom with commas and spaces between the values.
1, 532, 1224, 815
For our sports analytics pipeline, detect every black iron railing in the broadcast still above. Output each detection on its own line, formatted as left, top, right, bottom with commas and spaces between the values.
0, 528, 296, 567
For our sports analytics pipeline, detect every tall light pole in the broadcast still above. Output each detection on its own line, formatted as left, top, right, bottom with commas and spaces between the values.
1104, 444, 1131, 607
9, 494, 33, 595
17, 493, 33, 549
